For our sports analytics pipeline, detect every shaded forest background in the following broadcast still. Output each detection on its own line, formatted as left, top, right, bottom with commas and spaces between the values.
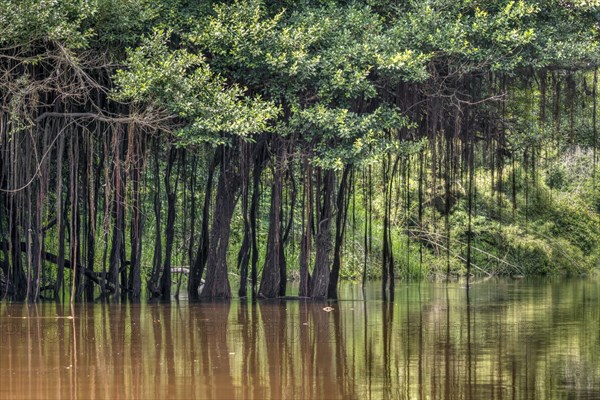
1, 0, 599, 302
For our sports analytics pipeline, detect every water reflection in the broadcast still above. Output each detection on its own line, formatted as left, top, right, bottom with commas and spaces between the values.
1, 277, 599, 399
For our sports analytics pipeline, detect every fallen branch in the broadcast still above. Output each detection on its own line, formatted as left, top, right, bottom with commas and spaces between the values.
3, 241, 108, 287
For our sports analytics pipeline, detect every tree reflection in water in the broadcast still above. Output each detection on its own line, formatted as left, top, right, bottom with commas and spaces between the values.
1, 277, 599, 399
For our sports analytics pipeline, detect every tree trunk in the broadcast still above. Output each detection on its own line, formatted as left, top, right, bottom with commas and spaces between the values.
128, 127, 144, 298
258, 157, 284, 298
278, 164, 296, 297
299, 161, 312, 297
53, 133, 66, 299
310, 169, 334, 299
108, 128, 124, 296
200, 148, 240, 299
328, 166, 350, 299
189, 149, 220, 299
160, 147, 178, 299
238, 140, 268, 298
250, 144, 268, 299
149, 140, 163, 296
237, 142, 252, 298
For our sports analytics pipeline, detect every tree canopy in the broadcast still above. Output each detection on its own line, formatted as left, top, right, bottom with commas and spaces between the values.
1, 0, 599, 301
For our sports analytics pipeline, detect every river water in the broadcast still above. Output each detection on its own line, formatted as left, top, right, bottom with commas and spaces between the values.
1, 276, 599, 399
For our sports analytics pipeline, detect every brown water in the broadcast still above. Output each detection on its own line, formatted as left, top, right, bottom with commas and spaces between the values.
1, 277, 599, 400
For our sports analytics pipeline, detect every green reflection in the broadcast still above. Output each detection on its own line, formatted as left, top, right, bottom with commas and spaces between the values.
1, 277, 599, 399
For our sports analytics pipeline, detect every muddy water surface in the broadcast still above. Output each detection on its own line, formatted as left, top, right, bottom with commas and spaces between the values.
1, 277, 599, 399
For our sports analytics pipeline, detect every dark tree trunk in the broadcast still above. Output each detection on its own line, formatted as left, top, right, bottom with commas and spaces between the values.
128, 127, 144, 299
236, 142, 252, 298
418, 148, 424, 270
258, 155, 284, 298
69, 132, 84, 302
310, 169, 334, 299
298, 233, 311, 298
299, 161, 312, 297
187, 156, 198, 272
108, 128, 124, 296
466, 106, 475, 286
48, 130, 65, 299
361, 167, 368, 288
0, 188, 7, 296
0, 114, 6, 293
85, 132, 101, 301
238, 140, 269, 298
250, 144, 268, 299
236, 230, 251, 297
189, 149, 220, 299
9, 206, 27, 300
149, 140, 163, 296
278, 164, 296, 297
200, 147, 240, 299
328, 165, 350, 299
31, 147, 45, 301
160, 147, 178, 299
593, 68, 598, 186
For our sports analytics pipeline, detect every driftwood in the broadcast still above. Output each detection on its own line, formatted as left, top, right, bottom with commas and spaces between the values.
4, 242, 103, 286
1, 242, 126, 291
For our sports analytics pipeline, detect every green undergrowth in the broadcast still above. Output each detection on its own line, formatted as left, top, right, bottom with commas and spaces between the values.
437, 164, 599, 277
333, 158, 599, 280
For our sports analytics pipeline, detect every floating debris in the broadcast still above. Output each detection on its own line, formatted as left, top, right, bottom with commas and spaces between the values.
322, 307, 334, 312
